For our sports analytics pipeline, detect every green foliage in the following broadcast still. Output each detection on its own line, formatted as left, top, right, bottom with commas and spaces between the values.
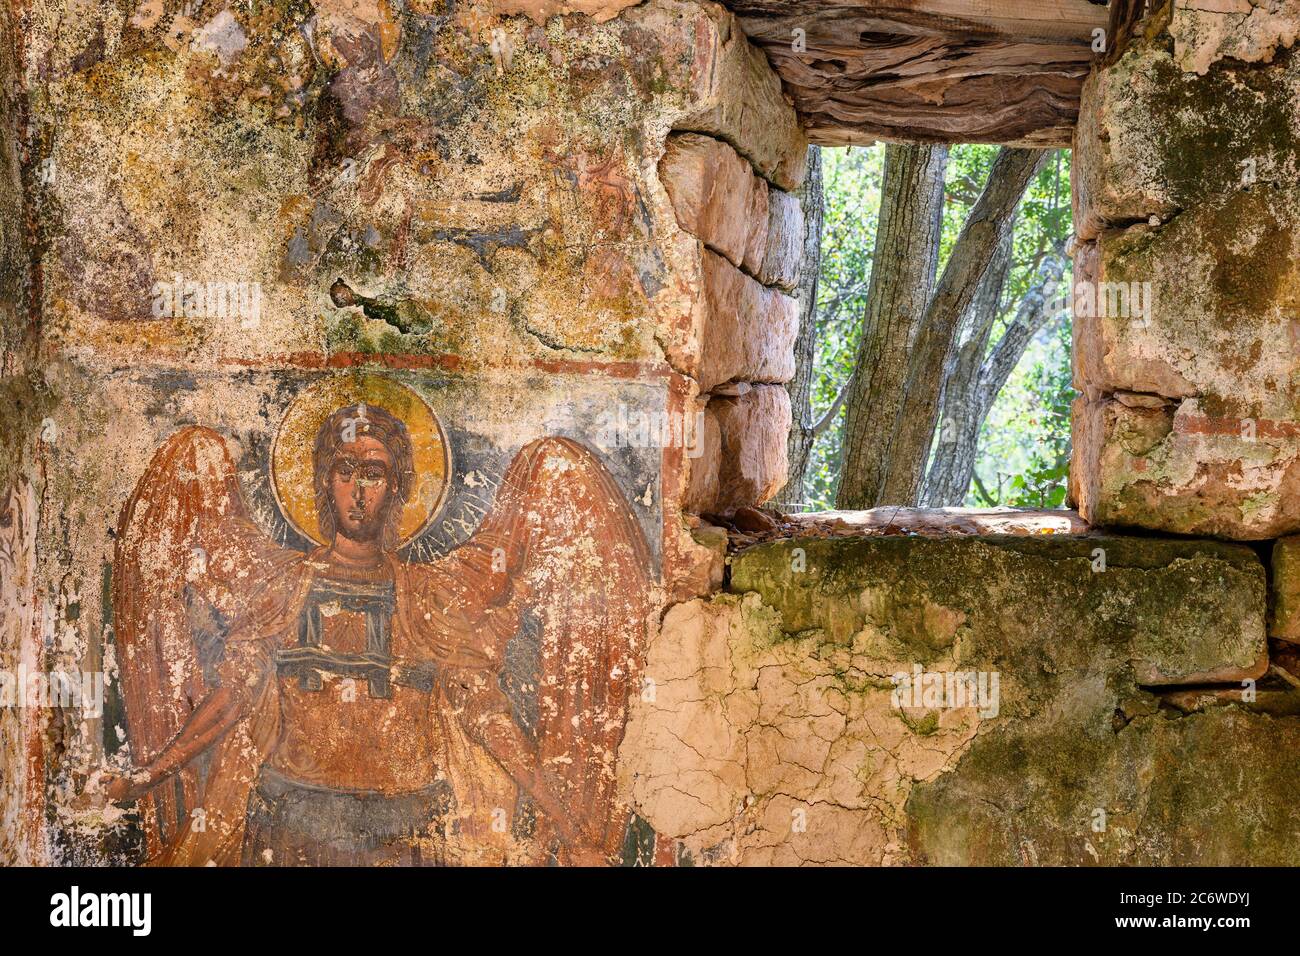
802, 145, 1075, 511
973, 311, 1074, 508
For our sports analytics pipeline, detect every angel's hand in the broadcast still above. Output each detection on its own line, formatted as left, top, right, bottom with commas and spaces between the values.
73, 768, 145, 811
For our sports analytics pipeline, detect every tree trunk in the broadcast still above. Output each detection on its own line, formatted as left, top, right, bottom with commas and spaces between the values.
774, 146, 824, 511
921, 228, 1013, 506
834, 143, 948, 510
923, 244, 1069, 506
873, 147, 1050, 506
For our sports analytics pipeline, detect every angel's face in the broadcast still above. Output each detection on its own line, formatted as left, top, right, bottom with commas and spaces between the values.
327, 436, 396, 544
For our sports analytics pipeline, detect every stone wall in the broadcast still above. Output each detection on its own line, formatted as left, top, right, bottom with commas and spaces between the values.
618, 0, 1300, 866
658, 131, 803, 517
621, 531, 1300, 865
6, 0, 1300, 870
1068, 0, 1300, 744
1071, 1, 1300, 541
0, 0, 46, 866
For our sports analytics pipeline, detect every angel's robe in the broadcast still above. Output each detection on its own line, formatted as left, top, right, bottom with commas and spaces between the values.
160, 533, 527, 866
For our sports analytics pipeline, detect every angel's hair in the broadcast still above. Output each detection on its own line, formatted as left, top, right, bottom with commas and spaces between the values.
313, 403, 415, 550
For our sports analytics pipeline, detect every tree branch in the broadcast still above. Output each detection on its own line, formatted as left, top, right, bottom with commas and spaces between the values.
812, 377, 853, 436
976, 248, 1068, 411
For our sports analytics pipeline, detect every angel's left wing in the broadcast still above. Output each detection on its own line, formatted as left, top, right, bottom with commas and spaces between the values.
475, 437, 654, 855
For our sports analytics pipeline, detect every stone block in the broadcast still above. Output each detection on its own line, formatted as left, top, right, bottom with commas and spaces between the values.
679, 6, 808, 192
730, 534, 1267, 687
1074, 38, 1300, 241
1072, 187, 1300, 419
697, 250, 798, 391
711, 385, 791, 511
1071, 394, 1300, 539
659, 133, 769, 276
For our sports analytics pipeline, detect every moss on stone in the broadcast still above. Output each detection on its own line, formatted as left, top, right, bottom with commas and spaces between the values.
1105, 37, 1300, 214
719, 532, 1287, 864
730, 533, 1265, 689
909, 707, 1300, 865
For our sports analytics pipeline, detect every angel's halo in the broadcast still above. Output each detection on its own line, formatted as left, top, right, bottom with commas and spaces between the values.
270, 372, 451, 549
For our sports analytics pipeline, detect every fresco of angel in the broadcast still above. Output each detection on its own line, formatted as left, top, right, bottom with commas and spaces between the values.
82, 374, 652, 866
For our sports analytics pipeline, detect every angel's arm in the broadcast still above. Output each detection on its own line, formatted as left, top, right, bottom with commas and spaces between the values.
108, 638, 275, 802
439, 658, 591, 848
109, 688, 240, 801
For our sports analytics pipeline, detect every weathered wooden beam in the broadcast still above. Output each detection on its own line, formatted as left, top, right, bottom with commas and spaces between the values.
761, 35, 1092, 147
729, 0, 1111, 43
726, 0, 1112, 146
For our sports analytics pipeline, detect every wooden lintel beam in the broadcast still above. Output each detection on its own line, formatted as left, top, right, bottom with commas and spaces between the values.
726, 0, 1111, 146
727, 0, 1112, 45
868, 0, 1112, 43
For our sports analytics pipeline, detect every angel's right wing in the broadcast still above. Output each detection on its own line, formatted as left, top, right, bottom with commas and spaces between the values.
111, 426, 294, 857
